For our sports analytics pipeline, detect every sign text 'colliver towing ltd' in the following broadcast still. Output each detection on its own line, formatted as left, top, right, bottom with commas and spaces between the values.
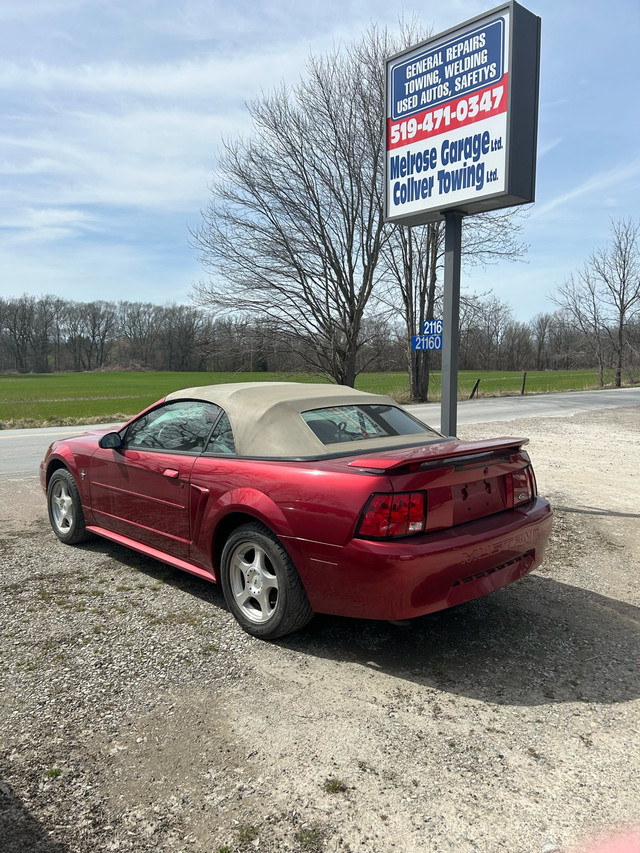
384, 2, 540, 225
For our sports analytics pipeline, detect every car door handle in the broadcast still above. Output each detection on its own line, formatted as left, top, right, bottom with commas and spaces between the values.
163, 468, 180, 479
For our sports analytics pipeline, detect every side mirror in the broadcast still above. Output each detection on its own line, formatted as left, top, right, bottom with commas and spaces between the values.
99, 432, 122, 449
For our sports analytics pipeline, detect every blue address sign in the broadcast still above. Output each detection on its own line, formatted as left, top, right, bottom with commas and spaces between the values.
411, 334, 443, 351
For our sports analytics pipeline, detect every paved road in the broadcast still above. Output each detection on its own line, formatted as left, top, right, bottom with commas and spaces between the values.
408, 386, 640, 432
2, 387, 639, 478
1, 422, 122, 479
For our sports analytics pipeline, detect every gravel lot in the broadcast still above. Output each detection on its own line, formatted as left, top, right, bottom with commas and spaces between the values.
1, 406, 639, 853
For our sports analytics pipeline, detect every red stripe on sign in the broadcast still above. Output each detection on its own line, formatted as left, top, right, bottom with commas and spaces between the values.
387, 74, 508, 151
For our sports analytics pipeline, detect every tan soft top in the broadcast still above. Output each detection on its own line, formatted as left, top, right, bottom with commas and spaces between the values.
165, 381, 430, 458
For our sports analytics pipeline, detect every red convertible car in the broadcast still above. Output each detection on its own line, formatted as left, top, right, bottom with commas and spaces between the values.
40, 382, 552, 639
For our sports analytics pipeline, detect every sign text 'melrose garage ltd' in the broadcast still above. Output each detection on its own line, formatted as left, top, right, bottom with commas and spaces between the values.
384, 2, 540, 225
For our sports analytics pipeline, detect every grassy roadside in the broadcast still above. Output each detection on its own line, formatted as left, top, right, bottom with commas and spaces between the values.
0, 368, 628, 429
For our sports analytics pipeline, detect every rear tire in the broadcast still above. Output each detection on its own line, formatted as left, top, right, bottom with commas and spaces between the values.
220, 522, 314, 640
47, 469, 91, 545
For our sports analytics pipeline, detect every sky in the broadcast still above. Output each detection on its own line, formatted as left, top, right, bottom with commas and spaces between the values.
1, 0, 639, 322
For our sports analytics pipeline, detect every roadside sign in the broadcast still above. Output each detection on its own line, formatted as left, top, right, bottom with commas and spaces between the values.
411, 334, 443, 351
422, 320, 443, 335
384, 1, 541, 226
413, 319, 443, 350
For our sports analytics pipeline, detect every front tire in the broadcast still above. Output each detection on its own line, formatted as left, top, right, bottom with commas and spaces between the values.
47, 469, 91, 545
220, 522, 314, 640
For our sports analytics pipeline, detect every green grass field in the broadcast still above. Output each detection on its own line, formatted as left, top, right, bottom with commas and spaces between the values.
0, 368, 622, 427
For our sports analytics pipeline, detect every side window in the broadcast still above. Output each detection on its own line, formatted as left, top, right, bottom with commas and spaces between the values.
205, 411, 236, 455
124, 401, 221, 453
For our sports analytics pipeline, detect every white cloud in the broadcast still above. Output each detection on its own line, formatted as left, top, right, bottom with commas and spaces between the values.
150, 0, 438, 45
0, 106, 247, 217
0, 52, 309, 100
0, 155, 63, 176
533, 157, 640, 218
0, 206, 93, 238
537, 138, 562, 159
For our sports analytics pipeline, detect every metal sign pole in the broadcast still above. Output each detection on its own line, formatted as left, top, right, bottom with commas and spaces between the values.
441, 211, 463, 437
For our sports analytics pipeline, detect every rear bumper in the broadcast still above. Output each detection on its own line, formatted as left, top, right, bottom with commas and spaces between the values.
284, 497, 553, 621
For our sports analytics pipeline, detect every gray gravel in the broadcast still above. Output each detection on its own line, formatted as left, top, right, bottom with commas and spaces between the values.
1, 407, 639, 853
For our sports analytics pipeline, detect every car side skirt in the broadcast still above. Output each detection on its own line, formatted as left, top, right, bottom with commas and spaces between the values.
85, 525, 217, 583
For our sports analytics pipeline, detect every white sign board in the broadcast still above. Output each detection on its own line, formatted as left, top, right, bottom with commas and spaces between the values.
384, 1, 540, 225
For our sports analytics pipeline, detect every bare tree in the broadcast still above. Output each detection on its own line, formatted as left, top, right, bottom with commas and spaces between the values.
158, 305, 213, 371
119, 301, 162, 367
1, 295, 34, 373
61, 301, 117, 371
27, 296, 55, 372
552, 219, 640, 387
62, 302, 87, 371
590, 218, 640, 386
500, 320, 533, 370
84, 301, 118, 369
192, 26, 422, 387
530, 312, 553, 369
459, 294, 515, 370
382, 223, 442, 400
383, 208, 527, 400
0, 294, 66, 373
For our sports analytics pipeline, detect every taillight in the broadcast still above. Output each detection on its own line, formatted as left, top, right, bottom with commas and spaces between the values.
357, 492, 426, 539
510, 466, 536, 507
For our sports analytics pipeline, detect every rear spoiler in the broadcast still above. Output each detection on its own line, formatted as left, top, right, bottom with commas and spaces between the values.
347, 437, 529, 472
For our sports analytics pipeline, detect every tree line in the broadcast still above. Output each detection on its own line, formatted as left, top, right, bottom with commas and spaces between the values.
1, 292, 638, 387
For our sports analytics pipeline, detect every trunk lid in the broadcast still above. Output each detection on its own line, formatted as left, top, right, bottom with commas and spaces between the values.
345, 437, 529, 472
344, 437, 534, 533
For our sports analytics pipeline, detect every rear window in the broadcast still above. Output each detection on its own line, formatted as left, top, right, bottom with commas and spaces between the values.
301, 404, 436, 446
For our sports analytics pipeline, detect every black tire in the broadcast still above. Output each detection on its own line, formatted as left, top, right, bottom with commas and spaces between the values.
220, 522, 314, 640
47, 469, 91, 545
